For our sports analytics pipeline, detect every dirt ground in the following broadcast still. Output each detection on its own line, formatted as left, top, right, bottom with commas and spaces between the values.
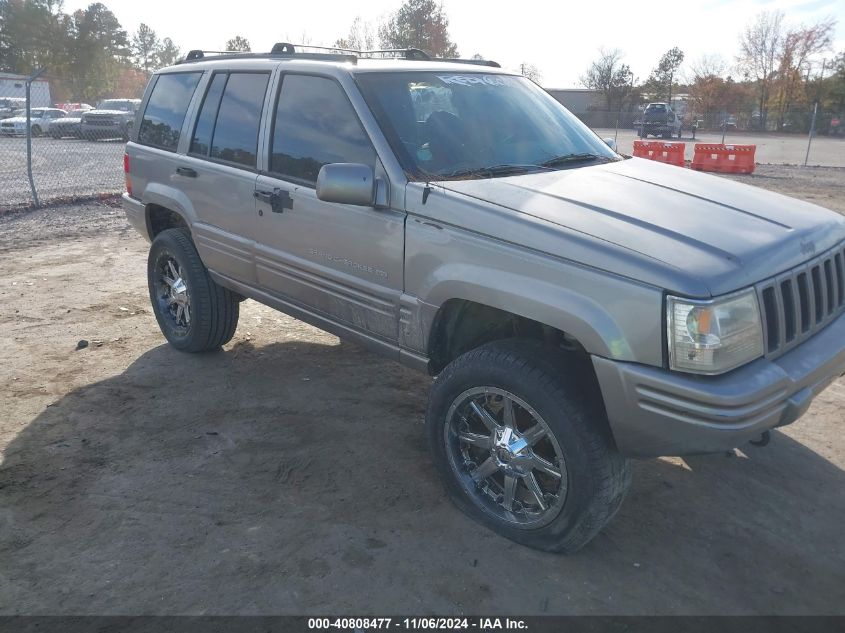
1, 166, 844, 615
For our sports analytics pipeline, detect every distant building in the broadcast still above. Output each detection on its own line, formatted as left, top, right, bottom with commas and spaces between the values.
0, 73, 52, 107
545, 88, 604, 116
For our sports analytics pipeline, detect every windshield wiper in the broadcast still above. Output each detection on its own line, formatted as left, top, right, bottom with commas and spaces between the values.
439, 163, 551, 179
540, 153, 614, 168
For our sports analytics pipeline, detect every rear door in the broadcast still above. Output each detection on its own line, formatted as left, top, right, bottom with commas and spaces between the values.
174, 70, 272, 284
252, 73, 406, 343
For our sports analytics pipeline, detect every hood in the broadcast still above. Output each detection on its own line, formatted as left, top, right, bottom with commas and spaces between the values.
435, 158, 845, 297
1, 116, 31, 123
85, 109, 131, 116
52, 117, 82, 124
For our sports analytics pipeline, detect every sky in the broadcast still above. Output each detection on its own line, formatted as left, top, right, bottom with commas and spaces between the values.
62, 0, 845, 87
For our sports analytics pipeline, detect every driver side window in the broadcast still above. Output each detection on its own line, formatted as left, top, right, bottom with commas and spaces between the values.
270, 75, 375, 185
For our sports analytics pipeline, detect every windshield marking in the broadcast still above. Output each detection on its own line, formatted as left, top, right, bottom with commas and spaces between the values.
436, 74, 506, 86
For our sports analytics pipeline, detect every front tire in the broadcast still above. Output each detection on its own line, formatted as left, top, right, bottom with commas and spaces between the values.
426, 339, 631, 553
147, 228, 239, 352
31, 125, 42, 137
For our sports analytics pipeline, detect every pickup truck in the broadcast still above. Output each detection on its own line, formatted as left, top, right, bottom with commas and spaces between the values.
639, 102, 682, 138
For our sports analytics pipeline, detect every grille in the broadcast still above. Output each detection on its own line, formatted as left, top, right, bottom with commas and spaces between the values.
757, 241, 845, 356
86, 115, 116, 125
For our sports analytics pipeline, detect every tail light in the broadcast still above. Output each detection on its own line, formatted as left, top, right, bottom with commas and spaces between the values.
123, 152, 132, 196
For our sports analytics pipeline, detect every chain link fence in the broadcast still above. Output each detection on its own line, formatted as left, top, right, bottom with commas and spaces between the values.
1, 72, 135, 214
575, 106, 845, 167
2, 88, 844, 214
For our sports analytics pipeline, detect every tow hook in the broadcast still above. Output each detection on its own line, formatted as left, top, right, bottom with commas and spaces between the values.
749, 431, 771, 447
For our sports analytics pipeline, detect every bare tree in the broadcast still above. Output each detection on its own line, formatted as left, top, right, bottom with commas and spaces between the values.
155, 37, 181, 69
519, 62, 542, 84
225, 36, 251, 52
334, 16, 376, 51
772, 17, 835, 125
580, 48, 634, 111
688, 54, 727, 83
738, 10, 785, 129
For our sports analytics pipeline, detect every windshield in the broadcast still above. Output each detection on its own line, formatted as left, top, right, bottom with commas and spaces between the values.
98, 100, 133, 111
357, 72, 618, 180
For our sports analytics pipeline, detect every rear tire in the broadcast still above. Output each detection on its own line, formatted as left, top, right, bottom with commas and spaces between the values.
147, 228, 239, 352
426, 339, 631, 553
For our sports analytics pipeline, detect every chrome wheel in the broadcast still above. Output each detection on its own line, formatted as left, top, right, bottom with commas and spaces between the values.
444, 387, 568, 528
154, 256, 191, 330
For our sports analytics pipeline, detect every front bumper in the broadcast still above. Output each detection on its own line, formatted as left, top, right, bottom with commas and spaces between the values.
81, 123, 125, 138
593, 310, 845, 458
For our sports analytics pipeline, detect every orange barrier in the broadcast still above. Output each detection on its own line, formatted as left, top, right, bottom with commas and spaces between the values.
632, 140, 686, 167
691, 144, 756, 174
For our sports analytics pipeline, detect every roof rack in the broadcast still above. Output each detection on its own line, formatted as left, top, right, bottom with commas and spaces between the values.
179, 43, 500, 68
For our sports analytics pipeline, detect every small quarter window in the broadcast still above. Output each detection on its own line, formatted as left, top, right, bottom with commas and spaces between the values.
271, 75, 375, 183
138, 72, 201, 151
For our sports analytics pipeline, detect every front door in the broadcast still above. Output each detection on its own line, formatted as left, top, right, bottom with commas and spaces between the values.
252, 73, 405, 343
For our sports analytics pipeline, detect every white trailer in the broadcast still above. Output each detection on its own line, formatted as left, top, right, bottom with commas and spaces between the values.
0, 73, 52, 107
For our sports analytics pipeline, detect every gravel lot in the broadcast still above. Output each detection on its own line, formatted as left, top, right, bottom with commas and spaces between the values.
593, 128, 845, 167
0, 166, 844, 615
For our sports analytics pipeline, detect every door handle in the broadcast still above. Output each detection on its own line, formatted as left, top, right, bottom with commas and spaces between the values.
175, 166, 197, 177
254, 188, 293, 214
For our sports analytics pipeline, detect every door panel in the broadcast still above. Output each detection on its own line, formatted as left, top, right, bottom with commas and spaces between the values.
176, 70, 270, 284
178, 159, 259, 284
253, 174, 405, 341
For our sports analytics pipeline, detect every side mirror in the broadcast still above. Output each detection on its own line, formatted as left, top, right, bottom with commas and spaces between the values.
602, 138, 618, 152
316, 163, 375, 207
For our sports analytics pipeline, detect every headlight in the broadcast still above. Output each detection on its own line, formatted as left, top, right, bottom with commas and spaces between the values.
667, 289, 764, 374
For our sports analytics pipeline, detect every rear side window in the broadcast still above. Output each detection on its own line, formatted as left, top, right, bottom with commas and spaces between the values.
207, 72, 269, 168
270, 75, 375, 183
138, 72, 201, 151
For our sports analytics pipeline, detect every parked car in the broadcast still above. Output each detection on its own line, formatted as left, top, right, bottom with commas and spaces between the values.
0, 107, 67, 136
124, 45, 845, 553
0, 97, 26, 119
48, 115, 83, 139
81, 98, 141, 140
720, 116, 738, 131
639, 102, 682, 138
